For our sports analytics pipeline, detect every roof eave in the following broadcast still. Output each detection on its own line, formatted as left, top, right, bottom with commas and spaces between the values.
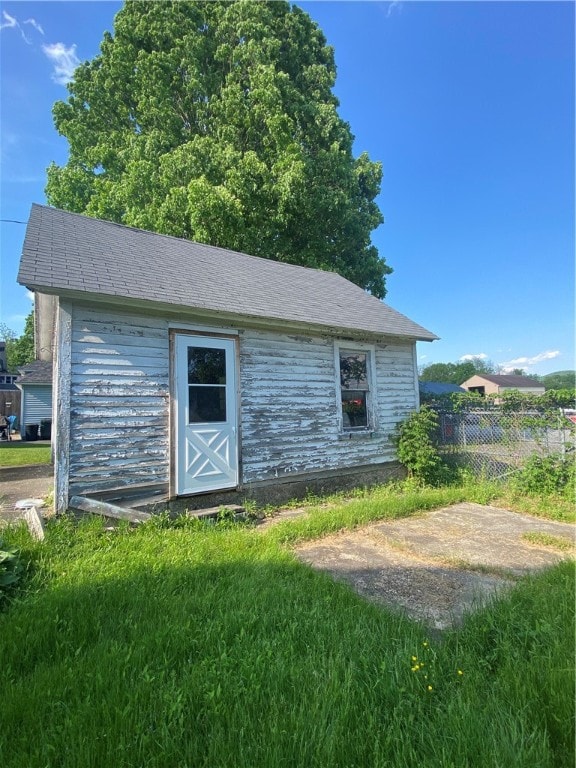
22, 285, 439, 343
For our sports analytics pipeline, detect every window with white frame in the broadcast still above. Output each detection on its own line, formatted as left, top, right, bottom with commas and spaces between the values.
337, 346, 374, 431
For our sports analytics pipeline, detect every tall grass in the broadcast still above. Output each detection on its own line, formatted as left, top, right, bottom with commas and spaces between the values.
0, 484, 574, 767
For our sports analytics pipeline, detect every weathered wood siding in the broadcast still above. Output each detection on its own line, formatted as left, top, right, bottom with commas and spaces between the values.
238, 329, 417, 484
68, 306, 170, 496
64, 307, 417, 499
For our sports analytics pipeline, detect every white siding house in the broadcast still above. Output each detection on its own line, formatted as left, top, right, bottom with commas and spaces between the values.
16, 360, 53, 440
18, 205, 438, 513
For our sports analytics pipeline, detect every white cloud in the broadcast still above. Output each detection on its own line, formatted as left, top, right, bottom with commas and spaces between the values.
24, 18, 44, 35
26, 290, 35, 303
387, 2, 402, 18
0, 10, 17, 30
0, 9, 29, 42
42, 42, 80, 85
459, 353, 488, 362
1, 10, 43, 43
499, 350, 561, 372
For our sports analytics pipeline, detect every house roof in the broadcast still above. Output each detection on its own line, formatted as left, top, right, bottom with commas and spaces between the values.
16, 360, 53, 384
463, 374, 543, 388
419, 381, 466, 395
18, 204, 438, 342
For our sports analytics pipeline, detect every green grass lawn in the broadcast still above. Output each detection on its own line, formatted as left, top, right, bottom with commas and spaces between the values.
0, 442, 51, 467
1, 483, 574, 768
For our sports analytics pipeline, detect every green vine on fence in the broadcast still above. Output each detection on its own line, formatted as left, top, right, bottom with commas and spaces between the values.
394, 390, 575, 487
421, 388, 576, 415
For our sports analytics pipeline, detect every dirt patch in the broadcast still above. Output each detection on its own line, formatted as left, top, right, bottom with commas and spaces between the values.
293, 503, 575, 630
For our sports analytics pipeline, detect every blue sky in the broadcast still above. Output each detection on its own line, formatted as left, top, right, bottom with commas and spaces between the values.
1, 0, 574, 376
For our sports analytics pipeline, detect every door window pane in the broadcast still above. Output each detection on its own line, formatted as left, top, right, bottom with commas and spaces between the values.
188, 348, 226, 385
189, 386, 226, 423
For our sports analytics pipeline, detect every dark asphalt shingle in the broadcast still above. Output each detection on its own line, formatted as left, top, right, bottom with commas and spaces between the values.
16, 360, 53, 384
18, 204, 438, 341
468, 374, 543, 388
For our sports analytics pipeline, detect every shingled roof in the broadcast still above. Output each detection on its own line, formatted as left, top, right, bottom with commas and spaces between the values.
467, 374, 543, 388
16, 360, 53, 385
18, 204, 437, 342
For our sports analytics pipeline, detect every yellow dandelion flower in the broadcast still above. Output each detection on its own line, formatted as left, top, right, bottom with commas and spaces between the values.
427, 685, 433, 691
423, 642, 429, 648
457, 670, 463, 676
411, 656, 418, 662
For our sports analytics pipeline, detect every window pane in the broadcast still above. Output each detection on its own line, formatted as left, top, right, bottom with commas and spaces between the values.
340, 352, 368, 390
341, 390, 368, 428
188, 347, 226, 385
189, 386, 226, 423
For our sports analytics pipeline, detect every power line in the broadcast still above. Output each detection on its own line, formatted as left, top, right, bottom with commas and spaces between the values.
0, 219, 26, 224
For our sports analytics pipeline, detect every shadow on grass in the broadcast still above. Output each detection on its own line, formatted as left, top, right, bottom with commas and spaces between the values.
1, 555, 426, 767
1, 526, 573, 768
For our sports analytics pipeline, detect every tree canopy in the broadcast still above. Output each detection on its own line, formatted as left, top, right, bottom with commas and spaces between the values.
541, 371, 576, 391
0, 310, 35, 371
419, 358, 496, 386
46, 0, 391, 297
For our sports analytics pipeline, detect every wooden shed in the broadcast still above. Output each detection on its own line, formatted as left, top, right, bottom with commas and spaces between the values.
18, 204, 437, 513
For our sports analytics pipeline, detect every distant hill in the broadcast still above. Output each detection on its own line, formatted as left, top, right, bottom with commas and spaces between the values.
540, 370, 575, 390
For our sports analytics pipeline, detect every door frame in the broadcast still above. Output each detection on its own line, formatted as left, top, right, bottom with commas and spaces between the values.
169, 328, 240, 497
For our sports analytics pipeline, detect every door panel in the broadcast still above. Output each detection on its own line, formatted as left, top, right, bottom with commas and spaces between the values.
175, 335, 238, 495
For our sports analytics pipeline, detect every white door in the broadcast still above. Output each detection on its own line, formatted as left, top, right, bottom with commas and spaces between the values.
175, 334, 238, 495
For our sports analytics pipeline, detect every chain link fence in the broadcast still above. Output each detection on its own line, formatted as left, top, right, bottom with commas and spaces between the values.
434, 408, 575, 479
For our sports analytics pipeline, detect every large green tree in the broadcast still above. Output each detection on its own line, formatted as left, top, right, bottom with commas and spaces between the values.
419, 358, 496, 386
541, 371, 576, 391
0, 310, 35, 371
46, 0, 391, 297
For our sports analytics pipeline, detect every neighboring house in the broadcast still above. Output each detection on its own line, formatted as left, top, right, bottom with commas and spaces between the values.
419, 382, 466, 397
18, 204, 437, 513
15, 360, 53, 440
460, 374, 545, 397
0, 381, 20, 425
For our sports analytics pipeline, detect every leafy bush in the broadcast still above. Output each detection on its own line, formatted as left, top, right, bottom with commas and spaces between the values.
425, 389, 576, 414
392, 406, 453, 486
0, 539, 23, 604
499, 388, 576, 413
512, 454, 575, 498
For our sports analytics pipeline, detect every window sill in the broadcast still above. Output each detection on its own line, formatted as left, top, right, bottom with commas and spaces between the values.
338, 430, 378, 440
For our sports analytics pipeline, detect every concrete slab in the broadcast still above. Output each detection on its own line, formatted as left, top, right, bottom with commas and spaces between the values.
0, 465, 53, 525
294, 503, 575, 630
